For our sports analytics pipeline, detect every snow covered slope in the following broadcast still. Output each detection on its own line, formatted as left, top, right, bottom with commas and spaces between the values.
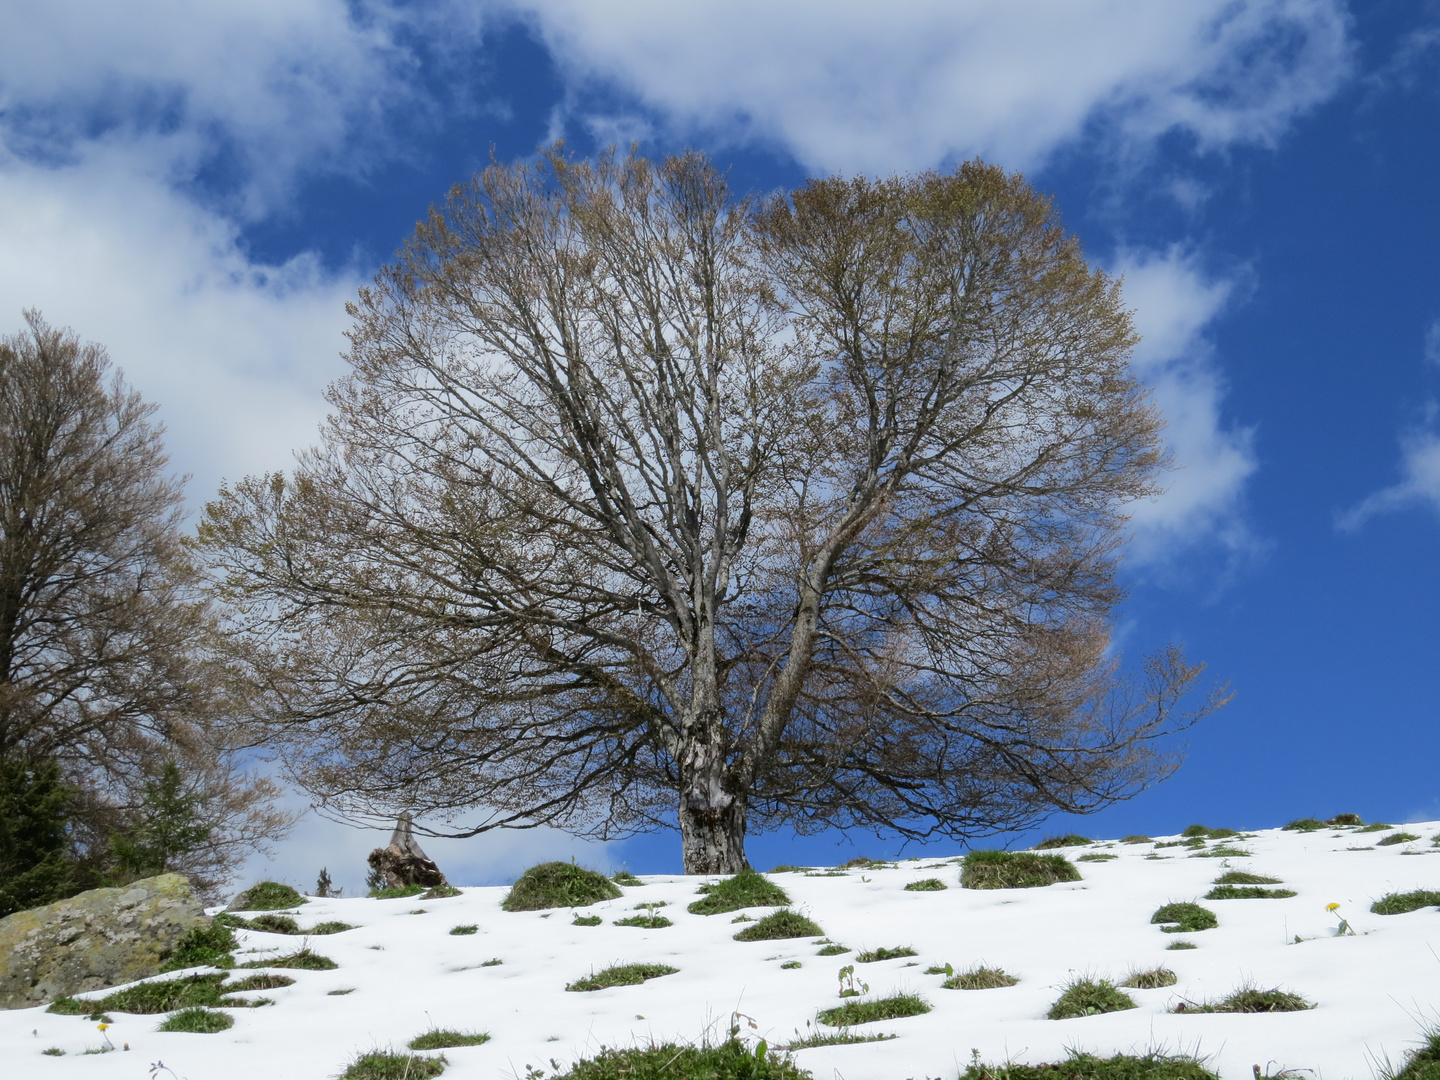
5, 822, 1440, 1080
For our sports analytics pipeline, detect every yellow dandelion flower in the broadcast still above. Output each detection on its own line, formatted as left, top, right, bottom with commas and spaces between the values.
1325, 902, 1341, 911
96, 1023, 109, 1031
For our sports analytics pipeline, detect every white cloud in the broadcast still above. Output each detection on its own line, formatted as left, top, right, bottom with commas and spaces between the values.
0, 142, 359, 505
512, 0, 1352, 174
1112, 248, 1259, 562
1338, 423, 1440, 530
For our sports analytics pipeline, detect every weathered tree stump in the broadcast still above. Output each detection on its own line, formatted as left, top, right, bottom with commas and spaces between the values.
366, 812, 448, 890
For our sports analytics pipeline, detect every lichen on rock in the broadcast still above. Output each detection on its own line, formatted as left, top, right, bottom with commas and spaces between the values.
0, 873, 207, 1010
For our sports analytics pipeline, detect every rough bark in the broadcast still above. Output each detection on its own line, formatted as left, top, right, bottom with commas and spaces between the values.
366, 812, 448, 889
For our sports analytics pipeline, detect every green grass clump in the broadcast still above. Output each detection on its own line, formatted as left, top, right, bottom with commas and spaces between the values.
1078, 854, 1118, 863
42, 1047, 64, 1055
1182, 824, 1239, 839
1378, 1026, 1440, 1080
1121, 967, 1177, 990
369, 884, 426, 900
961, 850, 1081, 889
1151, 902, 1218, 933
47, 972, 290, 1016
816, 943, 850, 956
408, 1030, 490, 1050
1035, 835, 1093, 849
688, 870, 790, 915
1328, 813, 1364, 826
1282, 818, 1326, 832
612, 871, 645, 886
769, 865, 805, 873
229, 882, 306, 911
904, 878, 947, 891
158, 921, 237, 972
449, 924, 478, 935
1047, 979, 1137, 1020
503, 862, 623, 911
573, 914, 602, 926
780, 960, 802, 969
1379, 832, 1421, 846
309, 921, 355, 934
1205, 885, 1296, 899
784, 1028, 895, 1049
565, 963, 678, 992
1371, 890, 1440, 915
553, 1040, 808, 1080
248, 913, 300, 934
226, 973, 294, 992
817, 993, 930, 1026
240, 948, 337, 970
1166, 941, 1198, 950
958, 1051, 1218, 1079
1359, 822, 1394, 833
942, 965, 1018, 990
342, 1051, 447, 1079
1190, 845, 1250, 859
422, 884, 462, 899
1120, 835, 1152, 844
734, 910, 823, 941
1174, 985, 1313, 1013
855, 946, 916, 963
157, 1007, 233, 1033
1212, 871, 1282, 885
614, 914, 673, 928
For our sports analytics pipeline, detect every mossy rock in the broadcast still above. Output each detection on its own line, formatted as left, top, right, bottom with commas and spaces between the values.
961, 850, 1081, 889
502, 862, 622, 911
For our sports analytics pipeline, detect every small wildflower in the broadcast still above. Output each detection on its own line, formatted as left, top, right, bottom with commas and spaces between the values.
1325, 902, 1340, 912
1328, 902, 1354, 936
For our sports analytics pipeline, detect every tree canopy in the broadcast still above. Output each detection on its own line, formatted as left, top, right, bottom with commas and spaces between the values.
199, 150, 1227, 873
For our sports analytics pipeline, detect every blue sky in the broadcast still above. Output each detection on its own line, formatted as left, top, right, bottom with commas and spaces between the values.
3, 1, 1438, 891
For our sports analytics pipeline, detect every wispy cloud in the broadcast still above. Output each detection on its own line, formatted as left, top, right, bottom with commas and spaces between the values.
513, 0, 1353, 174
1338, 418, 1440, 530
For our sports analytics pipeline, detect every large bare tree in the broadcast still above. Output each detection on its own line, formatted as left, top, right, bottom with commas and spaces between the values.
0, 312, 289, 899
200, 151, 1227, 873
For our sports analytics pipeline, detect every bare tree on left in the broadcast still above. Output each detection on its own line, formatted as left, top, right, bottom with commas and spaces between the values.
0, 312, 288, 912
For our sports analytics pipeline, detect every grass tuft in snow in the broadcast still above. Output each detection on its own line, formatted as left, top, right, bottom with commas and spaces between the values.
1377, 1024, 1440, 1080
1151, 902, 1218, 933
961, 851, 1081, 889
450, 924, 478, 935
1189, 845, 1251, 859
503, 862, 622, 911
1182, 824, 1239, 839
157, 1007, 234, 1033
328, 988, 355, 995
1282, 818, 1326, 832
565, 964, 678, 992
854, 946, 916, 963
904, 878, 948, 891
942, 965, 1018, 990
42, 1047, 64, 1055
1358, 822, 1394, 832
550, 1039, 807, 1080
1212, 870, 1282, 885
688, 869, 789, 915
780, 961, 802, 969
1173, 984, 1313, 1013
573, 914, 603, 926
816, 943, 850, 955
229, 882, 306, 910
614, 912, 673, 929
240, 948, 337, 970
734, 910, 823, 941
784, 1026, 896, 1049
1204, 885, 1296, 900
369, 885, 426, 900
1120, 967, 1177, 989
611, 871, 645, 887
1047, 979, 1137, 1020
480, 958, 502, 967
342, 1050, 447, 1079
958, 1050, 1219, 1079
1165, 941, 1198, 950
1328, 813, 1364, 826
226, 973, 295, 992
408, 1029, 490, 1050
1371, 890, 1440, 915
1378, 832, 1421, 846
47, 972, 286, 1015
817, 993, 930, 1026
158, 921, 237, 972
1121, 835, 1152, 844
422, 884, 462, 899
1078, 853, 1118, 863
1035, 834, 1093, 849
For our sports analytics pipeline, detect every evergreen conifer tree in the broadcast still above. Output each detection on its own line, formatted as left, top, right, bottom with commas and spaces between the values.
0, 756, 74, 917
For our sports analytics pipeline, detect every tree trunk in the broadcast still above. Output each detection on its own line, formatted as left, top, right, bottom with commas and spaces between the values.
677, 728, 749, 874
